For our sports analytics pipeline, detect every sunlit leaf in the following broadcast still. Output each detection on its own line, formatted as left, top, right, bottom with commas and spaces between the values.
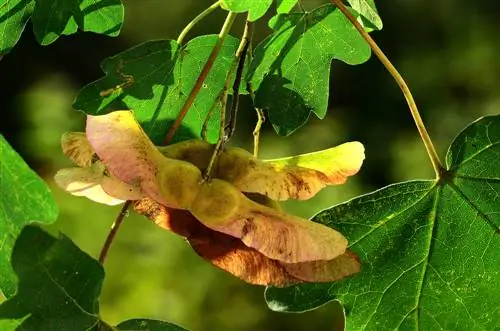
266, 115, 500, 330
74, 35, 241, 144
276, 0, 299, 14
221, 0, 273, 21
248, 4, 371, 135
31, 0, 123, 45
347, 0, 383, 30
0, 0, 123, 55
0, 135, 58, 298
0, 0, 34, 55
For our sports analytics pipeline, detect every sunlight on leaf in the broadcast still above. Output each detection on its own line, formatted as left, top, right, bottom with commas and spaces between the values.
221, 0, 273, 21
31, 0, 123, 45
74, 35, 241, 144
265, 115, 500, 330
347, 0, 383, 30
248, 4, 371, 135
0, 0, 34, 55
0, 135, 58, 298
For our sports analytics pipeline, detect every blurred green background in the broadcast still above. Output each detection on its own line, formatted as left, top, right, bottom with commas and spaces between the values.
1, 0, 499, 330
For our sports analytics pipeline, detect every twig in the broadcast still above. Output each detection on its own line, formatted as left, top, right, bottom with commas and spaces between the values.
246, 82, 265, 157
163, 11, 238, 145
177, 1, 222, 45
330, 0, 444, 177
98, 201, 132, 264
225, 20, 254, 140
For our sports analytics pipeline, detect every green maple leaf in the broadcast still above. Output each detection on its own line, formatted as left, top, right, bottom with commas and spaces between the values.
73, 35, 241, 144
0, 226, 188, 331
265, 115, 500, 330
248, 4, 371, 135
0, 0, 123, 55
221, 0, 273, 21
0, 135, 58, 298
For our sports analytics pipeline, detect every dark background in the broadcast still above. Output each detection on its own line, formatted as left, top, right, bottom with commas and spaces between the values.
1, 1, 499, 330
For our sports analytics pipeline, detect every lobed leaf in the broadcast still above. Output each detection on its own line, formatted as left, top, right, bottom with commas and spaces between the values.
74, 35, 241, 144
0, 135, 58, 298
0, 226, 188, 330
248, 4, 371, 135
0, 0, 123, 55
0, 226, 104, 330
265, 115, 500, 330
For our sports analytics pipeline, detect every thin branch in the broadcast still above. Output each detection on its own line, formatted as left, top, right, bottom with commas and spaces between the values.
330, 0, 444, 178
246, 82, 265, 157
98, 201, 132, 264
163, 11, 238, 145
177, 1, 222, 45
225, 20, 254, 140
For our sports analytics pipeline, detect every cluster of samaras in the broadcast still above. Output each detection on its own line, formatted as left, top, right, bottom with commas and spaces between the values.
55, 111, 365, 287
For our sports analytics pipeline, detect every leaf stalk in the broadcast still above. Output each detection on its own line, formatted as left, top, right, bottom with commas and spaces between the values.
163, 11, 238, 145
177, 1, 222, 45
98, 201, 131, 264
330, 0, 444, 178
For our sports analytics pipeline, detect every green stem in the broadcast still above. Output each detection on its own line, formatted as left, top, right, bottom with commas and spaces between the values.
177, 1, 222, 44
99, 201, 131, 264
330, 0, 444, 178
163, 11, 238, 145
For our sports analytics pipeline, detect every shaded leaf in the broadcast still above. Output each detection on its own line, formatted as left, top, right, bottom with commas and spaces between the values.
0, 0, 34, 55
116, 318, 188, 330
221, 0, 273, 21
74, 35, 241, 144
0, 135, 58, 298
266, 115, 500, 330
248, 4, 371, 135
0, 226, 188, 330
0, 226, 104, 330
